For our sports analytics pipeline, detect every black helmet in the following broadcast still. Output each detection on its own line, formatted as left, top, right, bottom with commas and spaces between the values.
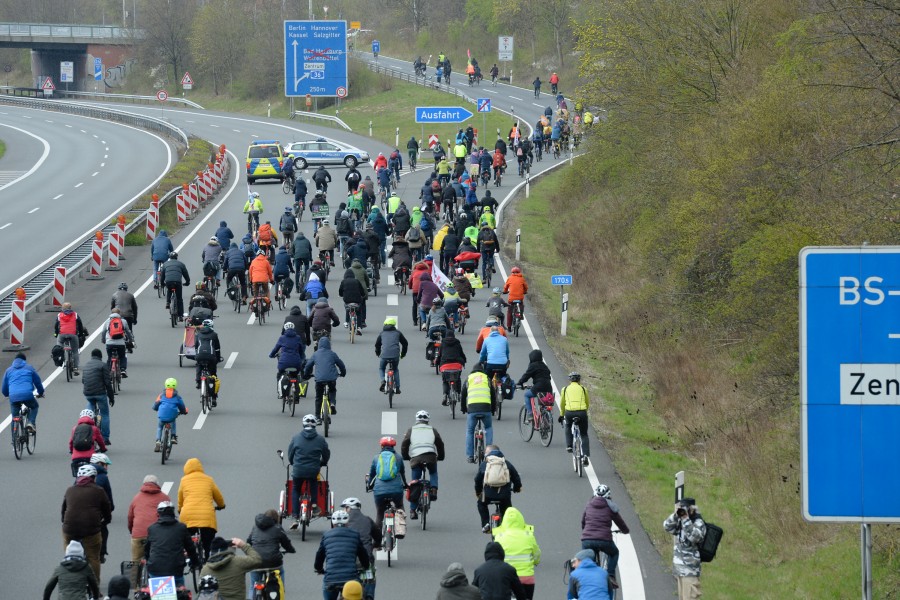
169, 251, 178, 259
118, 282, 128, 291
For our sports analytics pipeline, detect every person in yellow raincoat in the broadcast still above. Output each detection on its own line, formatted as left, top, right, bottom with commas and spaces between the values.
494, 507, 541, 599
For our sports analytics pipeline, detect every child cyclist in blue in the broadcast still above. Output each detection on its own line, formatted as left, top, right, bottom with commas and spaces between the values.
153, 378, 187, 452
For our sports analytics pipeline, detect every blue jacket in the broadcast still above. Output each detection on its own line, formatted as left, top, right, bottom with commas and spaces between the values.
367, 449, 406, 496
466, 186, 479, 206
314, 527, 369, 586
95, 464, 115, 511
367, 211, 388, 241
224, 244, 247, 271
480, 331, 509, 365
377, 168, 391, 187
2, 357, 44, 402
269, 329, 306, 371
551, 125, 562, 140
567, 557, 610, 600
151, 231, 174, 262
287, 428, 330, 479
153, 389, 187, 423
302, 337, 346, 382
273, 248, 293, 278
303, 277, 325, 301
215, 222, 234, 249
479, 153, 493, 171
346, 240, 369, 266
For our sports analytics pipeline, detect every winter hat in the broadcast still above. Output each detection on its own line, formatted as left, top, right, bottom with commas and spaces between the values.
91, 349, 103, 358
65, 540, 85, 559
574, 549, 595, 562
107, 575, 131, 597
340, 580, 363, 600
210, 537, 231, 554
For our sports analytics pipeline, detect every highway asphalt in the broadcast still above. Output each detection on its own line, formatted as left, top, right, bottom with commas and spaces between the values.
0, 105, 173, 294
0, 84, 673, 599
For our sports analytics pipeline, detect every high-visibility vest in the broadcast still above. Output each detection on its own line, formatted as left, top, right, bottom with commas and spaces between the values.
409, 424, 437, 457
466, 372, 491, 407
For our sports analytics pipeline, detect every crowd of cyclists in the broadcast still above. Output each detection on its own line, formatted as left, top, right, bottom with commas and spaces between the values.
12, 81, 627, 600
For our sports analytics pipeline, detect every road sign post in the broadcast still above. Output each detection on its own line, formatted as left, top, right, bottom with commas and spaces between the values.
515, 228, 521, 261
284, 20, 348, 98
93, 57, 102, 82
552, 275, 573, 336
675, 471, 685, 503
561, 293, 569, 337
498, 35, 514, 62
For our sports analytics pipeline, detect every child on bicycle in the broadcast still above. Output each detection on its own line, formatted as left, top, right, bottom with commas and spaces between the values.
516, 350, 553, 422
153, 378, 187, 452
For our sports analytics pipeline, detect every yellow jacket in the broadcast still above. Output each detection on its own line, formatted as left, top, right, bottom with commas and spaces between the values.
178, 458, 226, 529
560, 382, 589, 415
494, 507, 541, 577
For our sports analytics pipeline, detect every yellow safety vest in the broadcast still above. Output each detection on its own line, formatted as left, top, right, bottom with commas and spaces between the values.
466, 372, 491, 407
560, 383, 589, 415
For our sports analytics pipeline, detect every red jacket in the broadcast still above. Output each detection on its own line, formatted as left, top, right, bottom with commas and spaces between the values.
69, 416, 107, 459
549, 74, 559, 85
410, 263, 431, 294
127, 482, 172, 538
373, 155, 388, 170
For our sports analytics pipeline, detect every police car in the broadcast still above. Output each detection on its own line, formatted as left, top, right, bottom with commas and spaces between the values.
246, 140, 286, 183
283, 138, 370, 170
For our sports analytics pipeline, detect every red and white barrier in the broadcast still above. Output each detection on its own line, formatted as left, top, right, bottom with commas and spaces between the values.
177, 192, 187, 223
107, 231, 122, 271
147, 201, 159, 241
197, 173, 211, 204
87, 238, 104, 280
51, 266, 66, 309
115, 219, 126, 261
187, 183, 200, 215
6, 299, 27, 350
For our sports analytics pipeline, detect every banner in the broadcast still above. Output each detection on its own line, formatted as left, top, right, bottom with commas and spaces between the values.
431, 262, 452, 292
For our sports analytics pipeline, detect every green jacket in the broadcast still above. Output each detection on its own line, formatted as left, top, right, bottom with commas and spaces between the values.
43, 558, 99, 600
411, 207, 423, 227
199, 544, 262, 600
494, 507, 541, 577
464, 226, 479, 246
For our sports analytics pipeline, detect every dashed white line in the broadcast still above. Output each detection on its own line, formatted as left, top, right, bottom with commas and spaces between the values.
210, 124, 220, 128
80, 129, 87, 133
53, 194, 63, 200
381, 411, 397, 435
45, 120, 53, 123
27, 207, 39, 214
101, 163, 105, 167
65, 124, 72, 128
101, 140, 106, 144
104, 155, 108, 159
387, 294, 398, 306
233, 129, 241, 133
186, 120, 195, 123
91, 171, 99, 177
105, 147, 109, 151
224, 352, 239, 369
532, 103, 544, 108
161, 482, 174, 495
509, 96, 523, 101
0, 223, 11, 230
251, 134, 259, 138
247, 312, 256, 326
193, 411, 209, 429
74, 182, 83, 188
92, 134, 98, 138
22, 115, 31, 119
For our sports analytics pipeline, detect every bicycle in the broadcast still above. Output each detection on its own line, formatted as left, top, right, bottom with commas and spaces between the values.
486, 499, 504, 539
395, 266, 409, 295
428, 330, 443, 375
510, 300, 524, 337
443, 370, 461, 419
563, 530, 621, 600
279, 367, 301, 417
321, 250, 333, 278
109, 351, 121, 395
408, 152, 417, 171
571, 416, 586, 478
156, 265, 164, 298
10, 403, 36, 459
491, 371, 505, 420
347, 303, 359, 344
366, 257, 379, 297
480, 169, 490, 187
320, 384, 332, 438
282, 175, 294, 195
251, 552, 288, 600
203, 273, 219, 299
482, 252, 495, 287
456, 302, 469, 335
251, 284, 268, 325
228, 274, 242, 313
411, 478, 433, 530
473, 414, 487, 464
199, 366, 215, 415
186, 529, 205, 591
553, 140, 562, 159
518, 386, 554, 447
160, 421, 175, 465
61, 338, 75, 382
494, 167, 503, 187
274, 278, 288, 311
378, 496, 399, 567
167, 283, 181, 328
383, 359, 397, 408
294, 199, 305, 222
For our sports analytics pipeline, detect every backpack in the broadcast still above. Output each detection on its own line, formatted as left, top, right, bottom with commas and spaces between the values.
73, 422, 94, 451
483, 455, 511, 488
108, 316, 125, 340
420, 217, 432, 233
280, 214, 296, 232
407, 227, 421, 242
258, 225, 273, 243
196, 333, 216, 360
376, 450, 399, 481
390, 150, 400, 160
699, 521, 724, 562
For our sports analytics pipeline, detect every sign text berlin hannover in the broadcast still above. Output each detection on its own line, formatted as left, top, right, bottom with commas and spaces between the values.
801, 246, 900, 521
283, 20, 348, 97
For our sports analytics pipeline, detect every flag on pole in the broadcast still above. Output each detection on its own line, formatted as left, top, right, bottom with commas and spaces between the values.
431, 261, 452, 292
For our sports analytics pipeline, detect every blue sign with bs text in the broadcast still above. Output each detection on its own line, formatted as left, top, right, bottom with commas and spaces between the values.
551, 275, 572, 286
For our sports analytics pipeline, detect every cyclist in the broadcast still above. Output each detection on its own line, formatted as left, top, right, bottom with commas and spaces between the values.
269, 321, 307, 395
201, 236, 224, 284
489, 63, 499, 83
461, 362, 497, 463
367, 207, 389, 265
568, 549, 611, 600
476, 316, 507, 354
503, 267, 528, 329
516, 350, 552, 422
549, 72, 559, 94
144, 500, 200, 586
243, 191, 264, 233
477, 225, 499, 279
111, 283, 138, 330
310, 296, 339, 339
373, 151, 388, 172
366, 436, 409, 528
54, 302, 86, 376
439, 330, 466, 405
247, 508, 296, 594
223, 241, 249, 304
287, 414, 331, 528
282, 153, 295, 187
257, 220, 278, 261
274, 245, 296, 300
582, 484, 630, 590
375, 316, 408, 394
303, 336, 347, 421
240, 234, 258, 265
178, 457, 226, 560
188, 281, 216, 324
215, 220, 234, 250
341, 497, 381, 599
407, 136, 419, 167
194, 319, 221, 403
70, 408, 106, 476
426, 296, 451, 341
479, 205, 496, 230
102, 309, 133, 379
249, 249, 274, 314
348, 257, 371, 298
43, 541, 100, 600
82, 349, 114, 444
532, 76, 541, 97
492, 148, 506, 183
314, 510, 370, 600
315, 219, 338, 268
163, 251, 191, 318
280, 206, 298, 248
90, 453, 114, 566
560, 372, 591, 463
386, 191, 402, 224
200, 536, 262, 598
475, 444, 522, 533
392, 205, 412, 239
494, 507, 541, 599
295, 172, 309, 210
388, 148, 403, 183
292, 231, 314, 289
153, 378, 187, 451
480, 325, 510, 387
401, 410, 445, 519
484, 290, 508, 329
151, 230, 174, 288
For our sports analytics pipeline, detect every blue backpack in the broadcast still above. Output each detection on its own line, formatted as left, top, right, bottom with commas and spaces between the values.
376, 451, 399, 481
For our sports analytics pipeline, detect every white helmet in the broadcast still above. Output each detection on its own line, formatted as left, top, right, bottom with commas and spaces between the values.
76, 464, 97, 478
79, 409, 95, 420
594, 484, 611, 499
415, 410, 430, 422
90, 453, 111, 465
331, 510, 350, 526
252, 192, 260, 198
157, 500, 175, 512
283, 321, 295, 330
302, 414, 317, 428
340, 497, 362, 510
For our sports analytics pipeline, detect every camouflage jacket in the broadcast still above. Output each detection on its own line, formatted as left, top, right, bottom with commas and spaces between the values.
663, 512, 706, 577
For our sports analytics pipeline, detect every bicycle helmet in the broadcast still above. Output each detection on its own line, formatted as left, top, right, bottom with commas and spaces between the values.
118, 282, 128, 291
595, 484, 611, 499
322, 218, 330, 225
198, 575, 219, 592
209, 235, 218, 242
424, 254, 433, 261
252, 192, 260, 198
202, 319, 214, 328
511, 266, 521, 274
456, 268, 464, 276
196, 281, 204, 290
285, 206, 292, 213
169, 251, 178, 259
341, 210, 349, 218
283, 321, 295, 330
76, 464, 97, 478
380, 436, 396, 448
157, 500, 175, 512
257, 249, 266, 256
165, 378, 178, 389
302, 414, 317, 428
415, 410, 430, 422
432, 297, 443, 306
568, 372, 581, 382
340, 497, 362, 509
331, 510, 350, 526
79, 409, 95, 419
90, 453, 111, 465
384, 317, 397, 326
492, 287, 501, 295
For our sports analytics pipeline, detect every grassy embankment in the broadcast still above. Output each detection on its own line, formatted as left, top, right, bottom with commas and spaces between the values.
0, 140, 6, 160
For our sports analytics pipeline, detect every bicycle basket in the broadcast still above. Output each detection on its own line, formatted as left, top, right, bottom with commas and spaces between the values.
538, 392, 556, 407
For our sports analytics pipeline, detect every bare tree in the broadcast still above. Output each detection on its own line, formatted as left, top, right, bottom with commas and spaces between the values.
140, 0, 196, 86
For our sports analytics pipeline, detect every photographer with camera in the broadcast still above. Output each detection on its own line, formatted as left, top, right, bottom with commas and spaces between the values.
663, 498, 707, 600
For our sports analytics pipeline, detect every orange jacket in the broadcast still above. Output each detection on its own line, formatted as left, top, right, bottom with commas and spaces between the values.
249, 255, 273, 284
492, 152, 505, 168
257, 223, 274, 244
373, 155, 388, 170
503, 273, 528, 301
475, 325, 507, 353
549, 74, 559, 85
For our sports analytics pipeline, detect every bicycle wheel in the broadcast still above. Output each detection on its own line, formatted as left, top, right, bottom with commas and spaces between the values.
65, 355, 73, 382
282, 179, 292, 194
459, 318, 465, 335
539, 411, 553, 447
387, 378, 394, 409
496, 396, 503, 421
157, 278, 163, 298
301, 518, 308, 542
421, 496, 428, 531
290, 383, 298, 417
518, 406, 534, 442
115, 365, 122, 393
575, 436, 584, 477
201, 383, 209, 415
11, 421, 22, 459
161, 427, 170, 465
26, 427, 36, 455
450, 391, 457, 420
349, 315, 356, 344
322, 396, 330, 438
278, 285, 286, 310
385, 531, 393, 567
281, 387, 288, 414
514, 315, 521, 337
373, 276, 378, 297
191, 565, 200, 593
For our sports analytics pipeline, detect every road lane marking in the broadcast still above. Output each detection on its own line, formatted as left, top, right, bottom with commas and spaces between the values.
105, 147, 109, 151
387, 294, 398, 306
53, 194, 63, 200
92, 171, 99, 177
0, 124, 51, 192
104, 155, 108, 159
0, 223, 10, 229
387, 275, 395, 285
161, 482, 174, 495
224, 352, 238, 368
45, 119, 53, 123
80, 129, 87, 133
75, 182, 83, 188
28, 207, 39, 214
65, 124, 72, 127
22, 115, 31, 119
186, 120, 195, 123
375, 546, 398, 562
92, 134, 98, 138
233, 129, 241, 133
101, 140, 106, 144
381, 411, 397, 435
251, 134, 258, 138
509, 96, 523, 101
247, 313, 256, 326
193, 410, 209, 429
210, 124, 219, 128
532, 103, 544, 108
101, 163, 105, 167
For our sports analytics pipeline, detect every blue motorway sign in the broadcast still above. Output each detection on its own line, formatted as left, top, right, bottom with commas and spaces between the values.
551, 274, 572, 286
415, 106, 473, 124
477, 98, 491, 113
284, 20, 347, 97
372, 40, 380, 53
94, 57, 102, 81
801, 247, 900, 521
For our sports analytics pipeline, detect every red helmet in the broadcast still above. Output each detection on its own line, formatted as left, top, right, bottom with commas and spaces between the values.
511, 266, 522, 274
456, 268, 464, 276
380, 436, 396, 447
